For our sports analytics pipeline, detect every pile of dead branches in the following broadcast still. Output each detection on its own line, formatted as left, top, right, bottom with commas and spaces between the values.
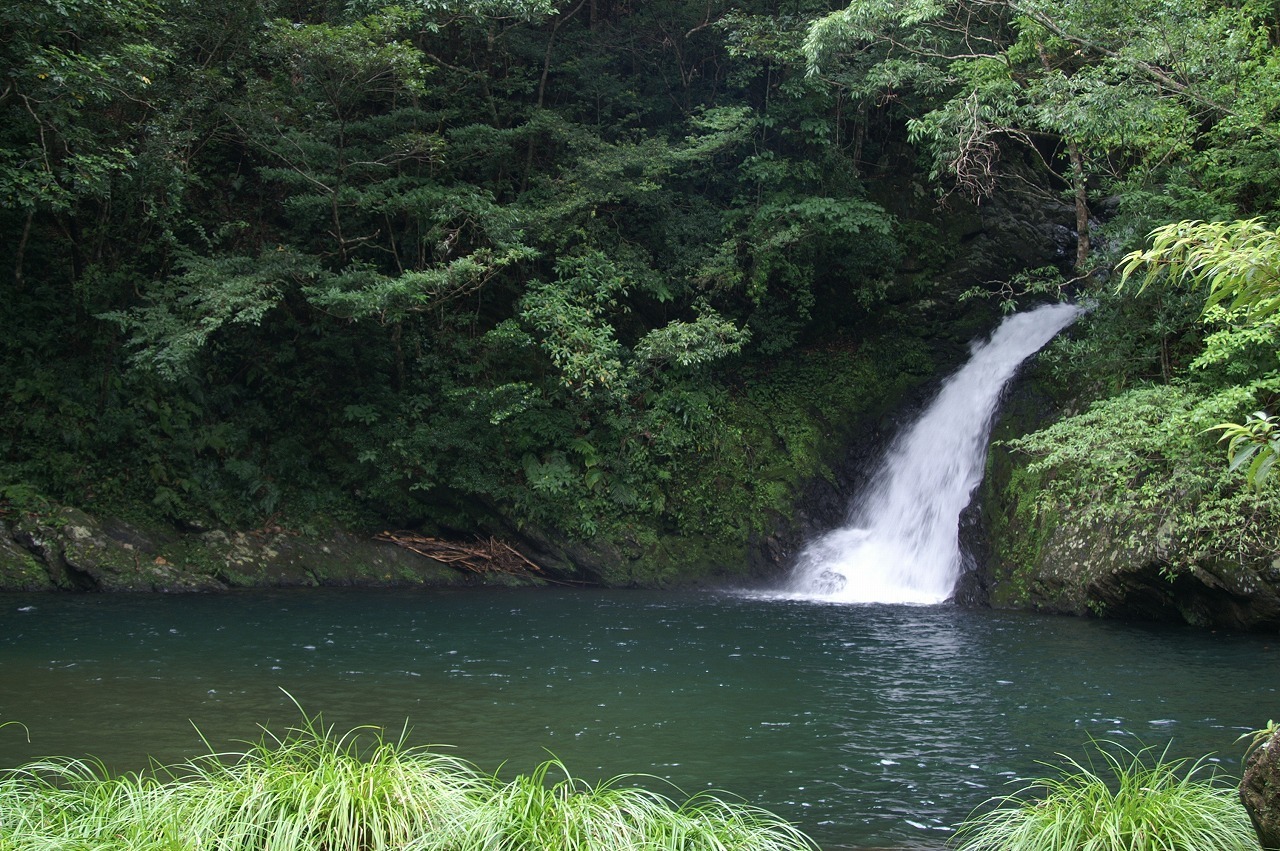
375, 531, 544, 578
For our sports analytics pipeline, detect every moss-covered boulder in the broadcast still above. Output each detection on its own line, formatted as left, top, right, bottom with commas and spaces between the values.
191, 528, 472, 589
978, 492, 1280, 629
969, 382, 1280, 631
9, 507, 217, 591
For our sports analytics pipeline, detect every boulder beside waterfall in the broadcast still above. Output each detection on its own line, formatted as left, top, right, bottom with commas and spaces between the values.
962, 368, 1280, 632
973, 498, 1280, 631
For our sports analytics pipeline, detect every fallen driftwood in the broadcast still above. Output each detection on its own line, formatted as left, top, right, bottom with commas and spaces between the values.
375, 532, 544, 579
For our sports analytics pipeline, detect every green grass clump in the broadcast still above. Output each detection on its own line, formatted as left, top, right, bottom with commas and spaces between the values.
459, 758, 815, 851
170, 719, 485, 851
0, 713, 816, 851
951, 740, 1260, 851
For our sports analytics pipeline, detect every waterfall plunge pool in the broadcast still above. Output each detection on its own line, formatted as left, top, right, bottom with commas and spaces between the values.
2, 587, 1275, 849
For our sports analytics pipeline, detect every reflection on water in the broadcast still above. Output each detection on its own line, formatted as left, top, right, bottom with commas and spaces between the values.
1, 588, 1276, 850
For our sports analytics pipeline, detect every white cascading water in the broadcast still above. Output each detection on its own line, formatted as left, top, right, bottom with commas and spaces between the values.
784, 302, 1083, 605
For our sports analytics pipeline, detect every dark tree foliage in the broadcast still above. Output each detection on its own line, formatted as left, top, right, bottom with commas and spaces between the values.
4, 0, 1276, 573
0, 0, 910, 547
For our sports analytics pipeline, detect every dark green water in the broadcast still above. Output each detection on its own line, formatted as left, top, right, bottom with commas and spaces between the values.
1, 588, 1276, 849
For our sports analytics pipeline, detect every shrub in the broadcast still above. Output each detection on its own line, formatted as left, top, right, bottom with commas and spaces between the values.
951, 740, 1260, 851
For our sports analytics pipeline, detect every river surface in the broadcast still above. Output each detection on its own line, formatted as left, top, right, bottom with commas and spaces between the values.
1, 588, 1275, 849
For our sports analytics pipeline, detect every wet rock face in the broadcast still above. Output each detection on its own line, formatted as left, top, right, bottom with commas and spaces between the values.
971, 485, 1280, 631
0, 519, 57, 590
1240, 727, 1280, 851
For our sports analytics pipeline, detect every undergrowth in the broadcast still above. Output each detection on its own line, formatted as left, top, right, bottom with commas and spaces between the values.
1003, 381, 1280, 575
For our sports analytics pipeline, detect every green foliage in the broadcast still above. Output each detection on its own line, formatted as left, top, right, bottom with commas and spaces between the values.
805, 0, 1280, 273
660, 337, 934, 543
1005, 382, 1280, 574
951, 740, 1259, 851
1236, 720, 1279, 759
0, 710, 817, 851
1119, 218, 1280, 487
1034, 284, 1207, 393
1211, 412, 1280, 492
1120, 219, 1280, 324
0, 0, 166, 213
24, 0, 1274, 581
103, 250, 312, 379
474, 759, 816, 851
960, 267, 1075, 315
0, 483, 51, 519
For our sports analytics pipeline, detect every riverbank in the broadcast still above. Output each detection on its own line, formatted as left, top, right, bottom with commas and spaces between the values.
0, 505, 500, 592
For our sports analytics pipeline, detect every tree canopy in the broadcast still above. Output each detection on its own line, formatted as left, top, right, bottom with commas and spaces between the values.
4, 0, 1280, 581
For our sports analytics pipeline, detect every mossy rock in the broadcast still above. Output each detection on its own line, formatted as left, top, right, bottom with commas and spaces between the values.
10, 507, 223, 592
0, 520, 57, 590
976, 443, 1280, 630
154, 527, 481, 589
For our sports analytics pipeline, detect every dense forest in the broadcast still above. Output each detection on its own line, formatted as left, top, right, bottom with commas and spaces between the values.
2, 0, 1279, 605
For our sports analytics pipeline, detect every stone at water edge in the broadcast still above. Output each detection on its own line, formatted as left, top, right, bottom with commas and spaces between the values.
1240, 726, 1280, 850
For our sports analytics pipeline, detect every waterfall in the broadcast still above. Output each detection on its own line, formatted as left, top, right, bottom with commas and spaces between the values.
783, 302, 1083, 605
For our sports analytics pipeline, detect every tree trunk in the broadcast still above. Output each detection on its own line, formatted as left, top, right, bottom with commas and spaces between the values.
14, 209, 33, 291
1037, 43, 1091, 273
1067, 138, 1090, 273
